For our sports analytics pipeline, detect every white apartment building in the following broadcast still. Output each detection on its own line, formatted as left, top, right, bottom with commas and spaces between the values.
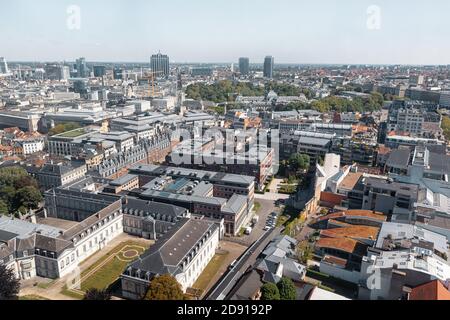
0, 201, 123, 280
20, 138, 45, 155
121, 218, 221, 299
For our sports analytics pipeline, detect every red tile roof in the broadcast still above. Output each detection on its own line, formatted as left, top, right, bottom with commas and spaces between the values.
316, 237, 367, 256
410, 280, 450, 300
320, 225, 380, 241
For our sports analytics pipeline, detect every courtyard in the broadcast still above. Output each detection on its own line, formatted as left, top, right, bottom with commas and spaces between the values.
62, 240, 151, 299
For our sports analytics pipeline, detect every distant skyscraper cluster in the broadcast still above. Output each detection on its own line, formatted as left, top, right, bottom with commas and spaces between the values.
264, 56, 274, 79
238, 56, 274, 78
151, 52, 170, 77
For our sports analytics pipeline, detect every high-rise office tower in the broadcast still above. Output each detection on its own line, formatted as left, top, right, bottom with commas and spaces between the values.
93, 65, 107, 77
263, 56, 274, 78
113, 67, 123, 80
44, 64, 70, 80
150, 52, 169, 77
0, 57, 9, 74
239, 57, 250, 75
76, 57, 88, 78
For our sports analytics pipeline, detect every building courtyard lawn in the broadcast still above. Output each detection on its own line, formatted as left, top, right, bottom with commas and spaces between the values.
192, 252, 230, 294
58, 128, 86, 138
19, 295, 50, 300
62, 241, 150, 298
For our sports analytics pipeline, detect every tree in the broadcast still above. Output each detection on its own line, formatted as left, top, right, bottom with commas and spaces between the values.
15, 186, 43, 210
144, 274, 187, 300
0, 167, 41, 215
260, 283, 280, 300
297, 240, 314, 265
0, 200, 8, 216
14, 175, 39, 190
277, 277, 297, 300
289, 153, 310, 172
442, 116, 450, 141
83, 288, 111, 300
0, 186, 16, 210
0, 264, 20, 300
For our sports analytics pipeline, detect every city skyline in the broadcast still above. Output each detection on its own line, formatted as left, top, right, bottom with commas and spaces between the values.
1, 0, 450, 65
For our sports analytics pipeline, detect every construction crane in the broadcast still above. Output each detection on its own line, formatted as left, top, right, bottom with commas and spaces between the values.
140, 70, 165, 98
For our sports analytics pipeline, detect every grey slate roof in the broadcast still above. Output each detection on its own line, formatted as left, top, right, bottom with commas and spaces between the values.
123, 197, 188, 218
35, 234, 73, 254
386, 148, 411, 168
127, 218, 218, 277
39, 162, 83, 176
428, 152, 450, 175
0, 230, 18, 242
222, 194, 247, 215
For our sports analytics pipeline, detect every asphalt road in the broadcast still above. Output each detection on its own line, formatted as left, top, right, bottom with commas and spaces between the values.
228, 198, 279, 246
205, 226, 281, 300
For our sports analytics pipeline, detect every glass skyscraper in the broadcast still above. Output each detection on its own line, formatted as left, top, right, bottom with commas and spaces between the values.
151, 52, 170, 77
239, 57, 250, 75
76, 57, 88, 78
263, 56, 274, 78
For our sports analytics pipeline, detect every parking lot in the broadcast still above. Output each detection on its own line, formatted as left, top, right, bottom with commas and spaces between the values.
228, 198, 284, 246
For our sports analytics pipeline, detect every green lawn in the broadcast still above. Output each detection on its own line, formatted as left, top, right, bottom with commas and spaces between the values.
278, 184, 298, 194
61, 285, 85, 300
192, 252, 230, 293
253, 202, 261, 213
58, 128, 86, 138
36, 280, 56, 289
19, 295, 50, 300
61, 241, 150, 298
80, 257, 129, 291
80, 243, 148, 291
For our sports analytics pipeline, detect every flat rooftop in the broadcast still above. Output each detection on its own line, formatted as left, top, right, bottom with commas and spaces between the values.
36, 217, 79, 231
0, 216, 64, 239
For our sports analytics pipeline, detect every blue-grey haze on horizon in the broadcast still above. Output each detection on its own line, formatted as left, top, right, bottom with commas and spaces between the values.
1, 0, 449, 65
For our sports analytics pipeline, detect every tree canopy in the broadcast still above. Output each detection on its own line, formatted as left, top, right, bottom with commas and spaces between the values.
260, 282, 280, 300
288, 153, 311, 172
0, 167, 42, 216
288, 92, 384, 113
185, 80, 303, 103
0, 264, 20, 300
144, 274, 187, 300
297, 240, 314, 265
277, 277, 297, 300
442, 116, 450, 141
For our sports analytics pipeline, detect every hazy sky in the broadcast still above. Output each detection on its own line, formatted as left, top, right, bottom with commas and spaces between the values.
1, 0, 450, 64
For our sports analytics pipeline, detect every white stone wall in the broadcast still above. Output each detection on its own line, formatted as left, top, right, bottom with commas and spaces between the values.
74, 214, 123, 263
176, 227, 220, 292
